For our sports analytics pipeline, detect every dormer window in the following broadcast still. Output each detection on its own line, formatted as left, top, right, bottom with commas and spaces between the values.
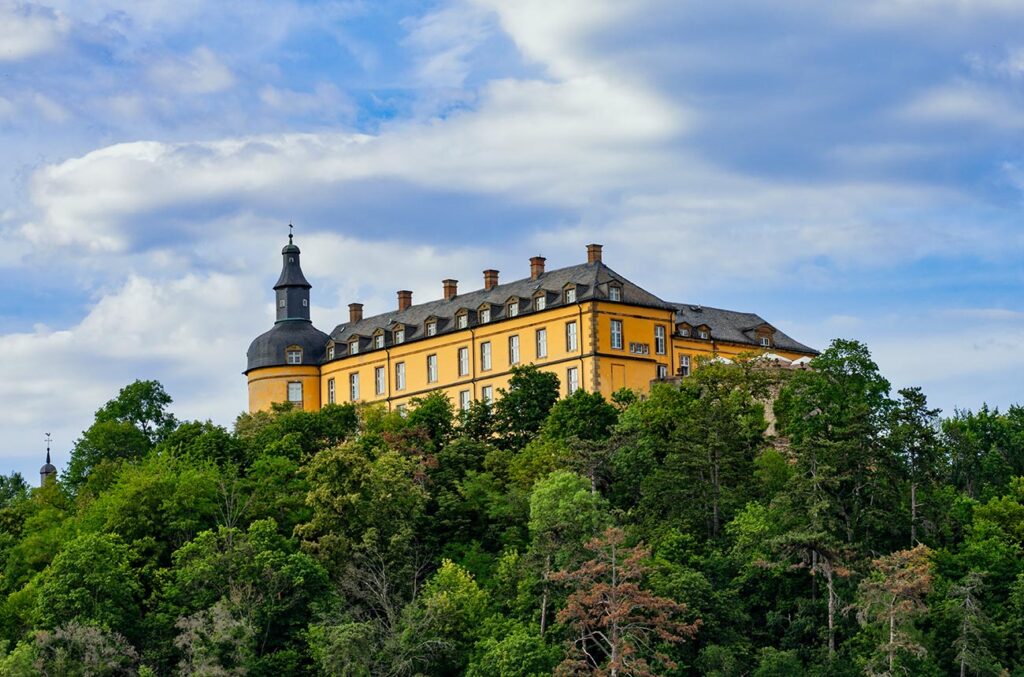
479, 307, 491, 323
507, 301, 519, 318
456, 313, 468, 329
286, 348, 302, 364
760, 336, 771, 347
699, 330, 709, 340
534, 294, 546, 311
564, 287, 576, 304
374, 334, 384, 349
394, 326, 405, 344
680, 328, 690, 337
327, 344, 335, 360
427, 321, 437, 337
609, 285, 622, 302
349, 339, 359, 355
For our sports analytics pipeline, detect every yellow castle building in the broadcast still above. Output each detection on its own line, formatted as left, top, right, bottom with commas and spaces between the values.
245, 235, 817, 413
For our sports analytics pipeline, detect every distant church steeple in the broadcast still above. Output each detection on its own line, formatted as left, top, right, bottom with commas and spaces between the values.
39, 433, 56, 486
274, 224, 312, 323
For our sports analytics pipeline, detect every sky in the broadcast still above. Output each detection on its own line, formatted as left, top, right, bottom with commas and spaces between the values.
1, 0, 1022, 480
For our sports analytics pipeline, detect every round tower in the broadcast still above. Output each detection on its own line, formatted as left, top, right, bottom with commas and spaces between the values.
245, 229, 329, 412
40, 433, 56, 486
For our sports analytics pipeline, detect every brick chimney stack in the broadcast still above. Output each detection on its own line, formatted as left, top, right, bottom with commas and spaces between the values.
483, 269, 499, 290
397, 290, 412, 311
587, 243, 603, 264
348, 303, 363, 323
443, 279, 458, 301
530, 256, 546, 280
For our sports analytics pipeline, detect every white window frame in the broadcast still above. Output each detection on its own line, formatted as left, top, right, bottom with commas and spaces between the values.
657, 364, 668, 380
287, 381, 303, 403
507, 302, 519, 317
480, 341, 492, 371
395, 362, 406, 391
374, 334, 384, 349
458, 346, 469, 376
609, 285, 622, 302
327, 378, 335, 404
610, 320, 623, 350
279, 298, 286, 308
655, 325, 666, 355
375, 366, 385, 395
456, 314, 468, 329
534, 295, 546, 311
327, 345, 335, 360
427, 321, 437, 337
395, 328, 405, 344
349, 373, 360, 401
482, 385, 494, 404
680, 355, 691, 377
509, 335, 520, 365
564, 287, 576, 304
349, 340, 359, 355
680, 327, 690, 337
566, 321, 578, 352
480, 307, 491, 323
699, 329, 709, 340
286, 349, 302, 364
760, 335, 771, 347
536, 328, 547, 359
459, 390, 471, 411
427, 354, 438, 383
567, 367, 579, 394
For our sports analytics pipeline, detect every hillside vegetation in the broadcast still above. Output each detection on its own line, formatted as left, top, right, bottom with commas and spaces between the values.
2, 339, 1023, 675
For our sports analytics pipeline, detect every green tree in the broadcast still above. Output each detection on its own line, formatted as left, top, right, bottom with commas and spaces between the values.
408, 391, 456, 451
494, 366, 560, 451
889, 387, 943, 546
32, 622, 140, 676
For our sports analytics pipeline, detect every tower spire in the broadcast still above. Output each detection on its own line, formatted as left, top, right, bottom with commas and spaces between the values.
40, 432, 56, 485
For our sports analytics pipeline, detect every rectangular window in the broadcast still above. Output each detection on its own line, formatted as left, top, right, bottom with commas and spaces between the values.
480, 308, 491, 323
327, 378, 335, 404
458, 347, 469, 376
680, 327, 690, 337
611, 319, 623, 349
349, 341, 359, 355
396, 404, 407, 416
395, 329, 405, 344
680, 355, 691, 377
567, 367, 579, 394
457, 314, 468, 329
609, 286, 621, 301
508, 335, 520, 364
760, 336, 771, 347
566, 321, 578, 351
327, 345, 335, 360
279, 299, 286, 308
375, 366, 385, 395
657, 364, 668, 379
349, 373, 360, 401
427, 354, 438, 383
536, 328, 547, 358
287, 350, 302, 364
427, 322, 437, 337
655, 325, 666, 354
374, 335, 384, 349
699, 330, 709, 340
459, 390, 471, 411
287, 381, 303, 403
507, 302, 519, 317
480, 341, 492, 371
395, 362, 406, 390
564, 287, 576, 304
482, 385, 494, 404
535, 295, 546, 311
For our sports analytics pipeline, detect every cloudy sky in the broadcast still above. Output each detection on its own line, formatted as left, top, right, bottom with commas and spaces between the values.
2, 0, 1023, 479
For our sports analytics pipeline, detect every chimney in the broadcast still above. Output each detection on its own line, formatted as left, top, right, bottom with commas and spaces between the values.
443, 279, 458, 301
483, 269, 499, 291
587, 243, 603, 264
530, 256, 546, 280
397, 290, 412, 311
348, 303, 364, 323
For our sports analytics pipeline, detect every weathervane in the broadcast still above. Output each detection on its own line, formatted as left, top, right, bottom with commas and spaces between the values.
288, 223, 294, 244
44, 432, 52, 464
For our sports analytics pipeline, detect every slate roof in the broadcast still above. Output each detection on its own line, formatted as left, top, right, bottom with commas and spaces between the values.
246, 320, 330, 372
671, 303, 817, 354
326, 261, 674, 359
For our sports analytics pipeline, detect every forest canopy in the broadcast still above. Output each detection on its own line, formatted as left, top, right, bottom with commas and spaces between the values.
2, 340, 1023, 676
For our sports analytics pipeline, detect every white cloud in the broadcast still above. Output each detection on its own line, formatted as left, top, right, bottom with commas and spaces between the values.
0, 1, 69, 62
402, 2, 495, 88
148, 46, 235, 95
899, 81, 1024, 129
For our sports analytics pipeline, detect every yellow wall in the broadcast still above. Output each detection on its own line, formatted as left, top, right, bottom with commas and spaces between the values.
246, 300, 815, 413
248, 365, 322, 412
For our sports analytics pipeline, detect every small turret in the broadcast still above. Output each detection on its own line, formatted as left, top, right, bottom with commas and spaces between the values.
274, 226, 312, 323
40, 433, 56, 486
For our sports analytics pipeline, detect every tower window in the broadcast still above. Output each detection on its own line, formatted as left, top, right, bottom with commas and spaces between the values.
287, 381, 303, 403
327, 378, 336, 404
286, 349, 302, 364
302, 299, 308, 307
279, 299, 286, 308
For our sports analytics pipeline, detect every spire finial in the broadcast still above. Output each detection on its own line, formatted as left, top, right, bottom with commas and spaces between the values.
45, 432, 51, 464
288, 223, 293, 244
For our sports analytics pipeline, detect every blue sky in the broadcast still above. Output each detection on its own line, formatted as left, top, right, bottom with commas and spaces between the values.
1, 0, 1022, 480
